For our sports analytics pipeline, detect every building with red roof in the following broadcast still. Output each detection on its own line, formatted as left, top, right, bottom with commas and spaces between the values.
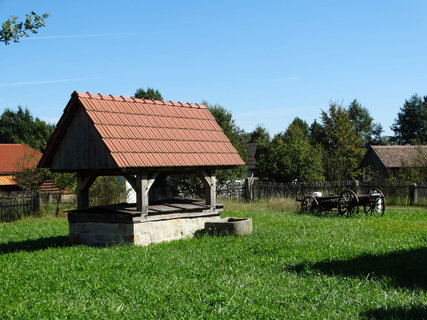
0, 144, 42, 190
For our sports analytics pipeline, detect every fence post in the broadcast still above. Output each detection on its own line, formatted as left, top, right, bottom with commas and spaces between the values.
409, 183, 418, 205
243, 178, 252, 201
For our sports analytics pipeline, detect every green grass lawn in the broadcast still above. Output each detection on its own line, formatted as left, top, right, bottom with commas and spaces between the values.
1, 204, 426, 319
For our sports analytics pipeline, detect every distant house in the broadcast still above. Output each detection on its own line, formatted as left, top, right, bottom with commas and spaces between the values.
0, 144, 42, 191
245, 143, 257, 178
360, 145, 427, 179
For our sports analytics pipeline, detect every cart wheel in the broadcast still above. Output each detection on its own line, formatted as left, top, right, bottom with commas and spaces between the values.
338, 190, 359, 217
301, 196, 319, 213
363, 188, 386, 217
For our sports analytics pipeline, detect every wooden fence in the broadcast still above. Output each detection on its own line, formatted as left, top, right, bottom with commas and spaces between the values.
0, 191, 40, 222
217, 179, 427, 206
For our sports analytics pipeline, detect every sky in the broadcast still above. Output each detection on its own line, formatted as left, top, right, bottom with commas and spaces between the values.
1, 0, 426, 137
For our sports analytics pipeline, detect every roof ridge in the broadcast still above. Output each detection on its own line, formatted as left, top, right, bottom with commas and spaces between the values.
0, 143, 42, 154
73, 91, 206, 109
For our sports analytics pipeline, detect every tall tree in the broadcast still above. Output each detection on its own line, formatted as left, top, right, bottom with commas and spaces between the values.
247, 124, 270, 147
347, 99, 383, 147
0, 106, 55, 151
257, 119, 324, 182
391, 94, 427, 145
1, 11, 49, 45
205, 102, 248, 183
282, 120, 324, 182
285, 117, 309, 138
308, 119, 326, 147
321, 102, 364, 180
134, 87, 163, 100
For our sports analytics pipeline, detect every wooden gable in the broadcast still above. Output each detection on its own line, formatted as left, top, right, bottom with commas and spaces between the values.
49, 106, 116, 172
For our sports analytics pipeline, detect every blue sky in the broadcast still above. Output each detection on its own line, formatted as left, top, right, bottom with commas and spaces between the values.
1, 0, 426, 137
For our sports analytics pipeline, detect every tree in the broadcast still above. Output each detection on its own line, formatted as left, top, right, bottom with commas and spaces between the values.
261, 119, 324, 183
134, 87, 163, 100
206, 102, 248, 183
0, 106, 55, 151
320, 102, 364, 180
285, 117, 309, 138
246, 125, 271, 179
391, 94, 427, 145
1, 11, 49, 45
308, 119, 326, 147
51, 173, 76, 216
15, 168, 50, 193
89, 176, 127, 207
347, 99, 383, 147
247, 124, 270, 147
282, 119, 324, 182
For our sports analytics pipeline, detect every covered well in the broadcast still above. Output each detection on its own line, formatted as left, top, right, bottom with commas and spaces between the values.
39, 91, 244, 245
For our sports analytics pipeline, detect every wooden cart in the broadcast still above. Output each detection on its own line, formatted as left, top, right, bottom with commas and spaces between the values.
297, 188, 386, 217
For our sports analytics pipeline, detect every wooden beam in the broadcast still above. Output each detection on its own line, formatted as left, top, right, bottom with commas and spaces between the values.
145, 172, 159, 196
196, 170, 216, 207
195, 171, 211, 187
76, 175, 97, 209
135, 172, 158, 215
123, 175, 137, 192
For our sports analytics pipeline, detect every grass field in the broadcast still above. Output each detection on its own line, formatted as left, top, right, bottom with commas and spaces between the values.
0, 201, 426, 319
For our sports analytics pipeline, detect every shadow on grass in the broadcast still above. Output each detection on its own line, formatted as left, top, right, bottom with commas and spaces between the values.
295, 210, 342, 218
0, 236, 72, 255
361, 305, 427, 319
288, 247, 427, 290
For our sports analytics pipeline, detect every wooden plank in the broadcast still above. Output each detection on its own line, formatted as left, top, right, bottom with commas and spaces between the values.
149, 204, 183, 213
51, 107, 116, 171
163, 202, 209, 210
134, 209, 220, 223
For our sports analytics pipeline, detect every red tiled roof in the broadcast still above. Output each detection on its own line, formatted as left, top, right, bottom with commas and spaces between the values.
0, 144, 42, 174
371, 145, 427, 168
39, 180, 60, 193
40, 91, 244, 169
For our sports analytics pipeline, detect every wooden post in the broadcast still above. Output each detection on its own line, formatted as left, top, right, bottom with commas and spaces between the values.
196, 169, 216, 207
409, 183, 418, 205
76, 175, 96, 209
135, 172, 158, 215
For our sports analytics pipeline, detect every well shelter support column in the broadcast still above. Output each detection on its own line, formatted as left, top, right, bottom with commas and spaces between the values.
196, 169, 217, 208
135, 172, 158, 215
76, 174, 97, 209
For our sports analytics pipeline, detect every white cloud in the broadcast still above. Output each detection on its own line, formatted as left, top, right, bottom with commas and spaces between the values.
0, 77, 96, 87
27, 32, 137, 40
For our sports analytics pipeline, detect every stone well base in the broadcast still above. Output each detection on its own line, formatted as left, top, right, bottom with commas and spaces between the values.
70, 216, 220, 246
68, 201, 223, 246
